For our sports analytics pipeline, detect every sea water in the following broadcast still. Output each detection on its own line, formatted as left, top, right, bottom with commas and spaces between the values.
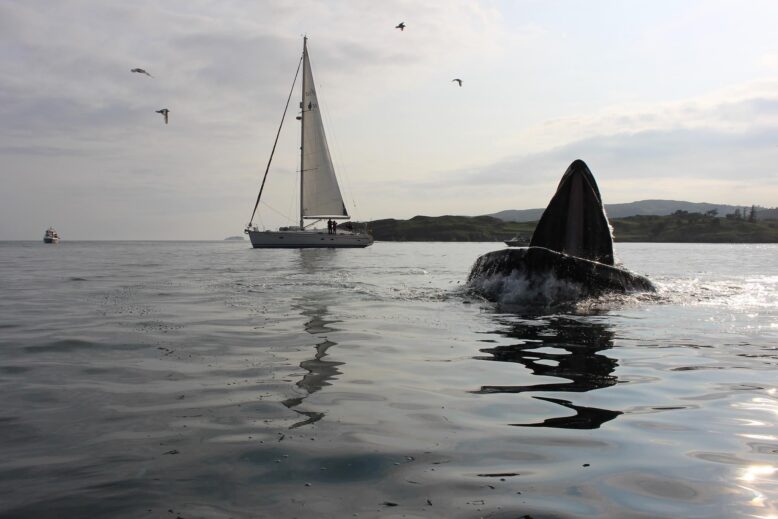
0, 241, 776, 518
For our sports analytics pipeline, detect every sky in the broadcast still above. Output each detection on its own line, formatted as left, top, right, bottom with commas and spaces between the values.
1, 0, 777, 240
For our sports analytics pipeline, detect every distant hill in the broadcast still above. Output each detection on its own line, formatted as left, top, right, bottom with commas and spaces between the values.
489, 200, 776, 222
488, 208, 545, 222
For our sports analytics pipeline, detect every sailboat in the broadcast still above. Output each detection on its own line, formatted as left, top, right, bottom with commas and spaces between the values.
245, 37, 373, 249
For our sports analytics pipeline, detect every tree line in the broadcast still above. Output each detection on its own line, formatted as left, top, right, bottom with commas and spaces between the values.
676, 205, 760, 223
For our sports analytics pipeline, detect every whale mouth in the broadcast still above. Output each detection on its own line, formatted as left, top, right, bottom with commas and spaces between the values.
529, 159, 615, 265
467, 160, 654, 304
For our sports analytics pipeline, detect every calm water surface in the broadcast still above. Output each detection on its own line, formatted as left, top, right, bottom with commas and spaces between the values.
0, 241, 776, 518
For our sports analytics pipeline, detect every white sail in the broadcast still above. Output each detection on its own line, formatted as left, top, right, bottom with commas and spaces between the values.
301, 44, 349, 219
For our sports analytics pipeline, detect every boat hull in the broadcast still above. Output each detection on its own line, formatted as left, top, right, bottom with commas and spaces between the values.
247, 230, 373, 248
43, 237, 59, 244
467, 246, 654, 303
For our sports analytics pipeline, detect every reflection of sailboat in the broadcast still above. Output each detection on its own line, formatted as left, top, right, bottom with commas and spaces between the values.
244, 37, 373, 249
282, 306, 343, 429
475, 316, 622, 429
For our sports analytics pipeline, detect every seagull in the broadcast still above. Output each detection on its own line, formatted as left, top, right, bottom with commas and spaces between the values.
131, 68, 153, 77
156, 109, 170, 124
395, 22, 405, 31
452, 78, 463, 87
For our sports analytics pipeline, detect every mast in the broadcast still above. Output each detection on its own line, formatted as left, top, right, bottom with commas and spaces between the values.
299, 36, 307, 230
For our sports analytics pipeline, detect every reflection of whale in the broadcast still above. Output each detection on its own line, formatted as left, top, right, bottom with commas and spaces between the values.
468, 160, 654, 304
282, 306, 343, 429
475, 316, 622, 429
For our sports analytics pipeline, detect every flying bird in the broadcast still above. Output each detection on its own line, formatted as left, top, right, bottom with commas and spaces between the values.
131, 68, 153, 77
156, 109, 170, 124
395, 22, 405, 31
452, 78, 463, 87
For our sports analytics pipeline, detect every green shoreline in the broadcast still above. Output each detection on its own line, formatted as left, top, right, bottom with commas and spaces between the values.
357, 213, 778, 243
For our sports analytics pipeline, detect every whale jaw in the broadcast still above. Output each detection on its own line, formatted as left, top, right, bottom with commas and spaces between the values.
467, 246, 654, 305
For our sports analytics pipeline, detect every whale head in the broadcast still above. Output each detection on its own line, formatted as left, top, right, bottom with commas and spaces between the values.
529, 160, 614, 265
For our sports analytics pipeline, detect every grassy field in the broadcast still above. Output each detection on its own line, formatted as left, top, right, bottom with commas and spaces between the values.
363, 213, 778, 243
366, 215, 535, 242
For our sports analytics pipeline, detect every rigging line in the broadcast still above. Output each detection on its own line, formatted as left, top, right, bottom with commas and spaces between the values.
289, 166, 299, 225
248, 53, 304, 227
290, 126, 302, 225
260, 199, 295, 222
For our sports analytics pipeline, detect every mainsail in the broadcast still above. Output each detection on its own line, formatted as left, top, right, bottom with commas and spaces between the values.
301, 42, 349, 219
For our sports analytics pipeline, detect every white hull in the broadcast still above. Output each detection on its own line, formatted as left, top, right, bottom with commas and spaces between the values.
247, 230, 373, 248
43, 237, 60, 244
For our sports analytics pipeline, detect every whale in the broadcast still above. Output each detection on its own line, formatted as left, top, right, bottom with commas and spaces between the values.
467, 159, 654, 304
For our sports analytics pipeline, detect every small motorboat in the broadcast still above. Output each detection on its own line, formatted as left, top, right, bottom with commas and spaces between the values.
504, 235, 529, 247
43, 227, 60, 243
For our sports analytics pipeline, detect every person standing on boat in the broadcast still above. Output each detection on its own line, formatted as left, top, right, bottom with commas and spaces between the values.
327, 219, 333, 234
332, 221, 337, 234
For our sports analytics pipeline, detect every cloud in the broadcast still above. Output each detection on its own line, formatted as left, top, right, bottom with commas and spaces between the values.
0, 0, 509, 153
1, 1, 777, 237
0, 144, 91, 157
354, 83, 778, 217
421, 83, 778, 189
